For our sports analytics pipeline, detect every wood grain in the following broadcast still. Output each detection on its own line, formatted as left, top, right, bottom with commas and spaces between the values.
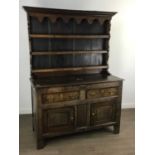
32, 66, 108, 73
30, 34, 110, 39
31, 50, 107, 55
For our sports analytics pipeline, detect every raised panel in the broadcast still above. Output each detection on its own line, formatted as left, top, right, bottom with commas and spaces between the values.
90, 100, 116, 126
87, 87, 118, 99
47, 112, 69, 127
76, 104, 87, 128
42, 91, 80, 104
95, 105, 112, 122
43, 107, 74, 133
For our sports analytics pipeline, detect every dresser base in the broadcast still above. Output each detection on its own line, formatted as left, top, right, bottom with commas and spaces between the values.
31, 75, 123, 149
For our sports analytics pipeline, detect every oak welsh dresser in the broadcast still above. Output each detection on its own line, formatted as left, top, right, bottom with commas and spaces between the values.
24, 6, 123, 149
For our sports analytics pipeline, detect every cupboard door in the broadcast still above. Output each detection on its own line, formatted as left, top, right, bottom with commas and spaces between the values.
43, 107, 75, 134
90, 100, 116, 126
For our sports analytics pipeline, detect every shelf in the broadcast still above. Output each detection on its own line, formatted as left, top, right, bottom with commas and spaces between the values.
32, 66, 108, 73
30, 34, 109, 39
31, 50, 107, 55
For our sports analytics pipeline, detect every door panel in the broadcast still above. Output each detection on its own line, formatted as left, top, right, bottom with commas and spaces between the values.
90, 100, 116, 126
43, 107, 74, 133
76, 104, 87, 128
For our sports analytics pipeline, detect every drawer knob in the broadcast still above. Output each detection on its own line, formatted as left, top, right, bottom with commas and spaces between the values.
70, 116, 74, 121
92, 112, 96, 116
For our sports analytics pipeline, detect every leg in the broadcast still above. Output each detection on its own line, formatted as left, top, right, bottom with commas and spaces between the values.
37, 138, 45, 149
31, 87, 35, 131
113, 124, 120, 134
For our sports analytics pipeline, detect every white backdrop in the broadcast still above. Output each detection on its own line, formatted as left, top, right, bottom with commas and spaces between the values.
19, 0, 135, 114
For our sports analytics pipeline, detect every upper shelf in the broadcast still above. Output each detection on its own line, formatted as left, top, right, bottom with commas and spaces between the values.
30, 34, 110, 39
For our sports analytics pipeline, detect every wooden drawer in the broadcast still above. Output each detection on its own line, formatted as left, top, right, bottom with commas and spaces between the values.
42, 91, 80, 104
87, 87, 118, 99
41, 86, 80, 104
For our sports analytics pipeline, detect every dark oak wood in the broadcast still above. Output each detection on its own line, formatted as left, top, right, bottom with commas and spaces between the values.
90, 100, 116, 126
24, 6, 123, 149
31, 50, 107, 55
23, 6, 117, 16
32, 66, 108, 73
43, 107, 75, 134
30, 34, 109, 39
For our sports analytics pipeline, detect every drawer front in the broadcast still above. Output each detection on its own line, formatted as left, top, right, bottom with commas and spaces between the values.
42, 91, 80, 104
87, 87, 118, 99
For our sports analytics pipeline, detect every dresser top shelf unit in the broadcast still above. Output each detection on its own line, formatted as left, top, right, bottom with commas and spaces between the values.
24, 6, 116, 79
